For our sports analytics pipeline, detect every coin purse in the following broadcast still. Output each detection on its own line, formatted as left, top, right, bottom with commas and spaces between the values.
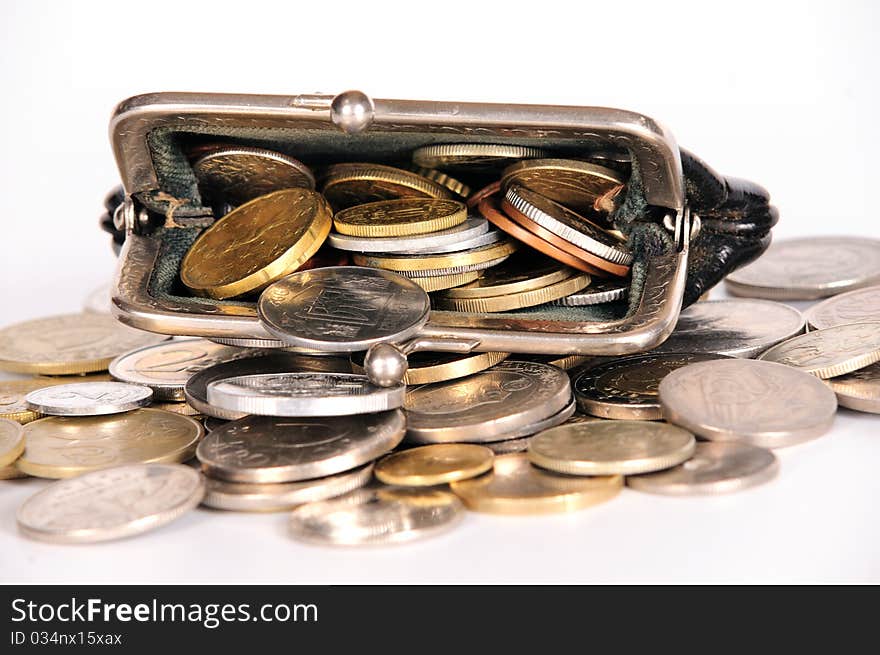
104, 91, 776, 356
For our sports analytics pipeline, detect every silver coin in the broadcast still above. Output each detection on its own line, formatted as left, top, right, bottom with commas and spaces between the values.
552, 278, 628, 307
327, 216, 489, 253
25, 381, 153, 416
405, 361, 571, 443
659, 359, 837, 448
207, 373, 405, 417
395, 255, 511, 278
652, 299, 805, 358
574, 353, 730, 420
185, 353, 353, 420
827, 362, 880, 414
83, 284, 112, 314
400, 228, 502, 255
626, 442, 779, 495
758, 322, 880, 378
208, 336, 288, 349
197, 411, 404, 482
725, 236, 880, 300
804, 285, 880, 330
258, 266, 430, 352
109, 339, 265, 401
17, 463, 205, 543
465, 398, 577, 453
203, 416, 229, 432
289, 486, 464, 546
201, 463, 374, 512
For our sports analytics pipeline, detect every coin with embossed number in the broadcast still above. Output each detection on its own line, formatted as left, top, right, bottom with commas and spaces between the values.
197, 411, 404, 483
375, 444, 495, 486
185, 353, 352, 420
110, 339, 264, 401
289, 486, 464, 546
627, 442, 779, 496
758, 322, 880, 378
652, 299, 805, 358
574, 353, 729, 420
659, 359, 837, 448
805, 285, 880, 330
404, 361, 572, 444
207, 373, 405, 417
17, 463, 205, 543
725, 237, 880, 300
0, 378, 80, 424
528, 420, 695, 476
202, 463, 374, 512
25, 381, 153, 416
258, 267, 430, 352
826, 362, 880, 414
0, 418, 25, 467
0, 314, 167, 375
450, 453, 622, 515
17, 408, 204, 479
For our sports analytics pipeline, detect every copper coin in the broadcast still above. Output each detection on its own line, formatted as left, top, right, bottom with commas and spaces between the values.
501, 197, 630, 277
467, 181, 503, 211
478, 196, 603, 275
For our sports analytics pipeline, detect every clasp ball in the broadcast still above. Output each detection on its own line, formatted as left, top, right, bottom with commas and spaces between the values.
330, 90, 375, 134
364, 343, 408, 387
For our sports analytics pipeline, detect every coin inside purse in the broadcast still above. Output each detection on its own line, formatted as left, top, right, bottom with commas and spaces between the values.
111, 93, 688, 353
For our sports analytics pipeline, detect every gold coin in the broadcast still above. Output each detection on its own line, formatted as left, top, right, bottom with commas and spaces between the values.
412, 143, 548, 170
17, 408, 203, 479
435, 272, 591, 313
375, 444, 495, 486
321, 163, 453, 211
151, 401, 203, 418
0, 418, 25, 467
352, 350, 509, 385
411, 167, 470, 198
352, 240, 518, 272
501, 158, 625, 216
442, 253, 575, 299
180, 188, 332, 299
0, 314, 168, 375
408, 271, 480, 292
0, 378, 64, 423
450, 453, 622, 515
333, 198, 467, 238
0, 464, 27, 480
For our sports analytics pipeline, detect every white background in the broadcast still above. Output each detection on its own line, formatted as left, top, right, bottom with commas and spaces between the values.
0, 0, 878, 583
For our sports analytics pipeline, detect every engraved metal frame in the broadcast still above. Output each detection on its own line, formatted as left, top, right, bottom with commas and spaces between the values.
109, 91, 689, 356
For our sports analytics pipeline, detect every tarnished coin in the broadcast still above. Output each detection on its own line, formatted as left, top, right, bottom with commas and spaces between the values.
351, 350, 509, 385
528, 420, 696, 476
826, 362, 880, 414
435, 272, 591, 312
725, 236, 880, 300
408, 271, 481, 292
652, 299, 805, 358
258, 267, 430, 352
83, 284, 112, 314
0, 314, 167, 375
193, 146, 315, 205
321, 163, 453, 211
574, 353, 729, 420
412, 143, 548, 171
110, 339, 264, 401
627, 442, 779, 495
25, 381, 153, 416
207, 373, 405, 417
180, 188, 332, 299
17, 464, 205, 543
441, 253, 574, 299
375, 444, 495, 486
0, 378, 81, 424
0, 418, 25, 467
352, 239, 518, 273
328, 216, 489, 253
659, 359, 837, 448
552, 278, 629, 307
404, 361, 572, 443
758, 322, 880, 378
501, 158, 625, 216
202, 463, 374, 512
333, 198, 467, 237
289, 486, 464, 546
185, 353, 352, 419
197, 410, 404, 483
17, 408, 204, 479
805, 285, 880, 330
450, 453, 622, 515
410, 166, 470, 198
